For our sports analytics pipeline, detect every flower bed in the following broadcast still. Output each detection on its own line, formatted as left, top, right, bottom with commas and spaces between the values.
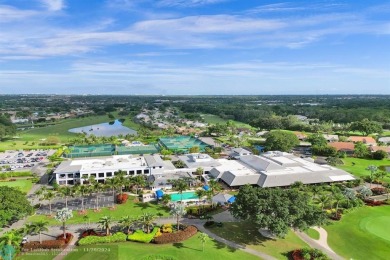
127, 227, 159, 243
80, 229, 105, 238
364, 199, 384, 206
78, 232, 127, 246
371, 187, 386, 195
23, 233, 73, 251
154, 226, 198, 244
290, 248, 330, 260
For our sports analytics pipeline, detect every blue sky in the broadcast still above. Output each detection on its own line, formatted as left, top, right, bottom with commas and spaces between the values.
0, 0, 389, 95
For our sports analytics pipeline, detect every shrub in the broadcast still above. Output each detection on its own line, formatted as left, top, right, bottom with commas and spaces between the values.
117, 193, 129, 204
291, 248, 330, 260
204, 221, 215, 227
78, 232, 127, 245
80, 229, 105, 238
154, 226, 198, 244
161, 224, 173, 233
372, 150, 388, 160
127, 227, 159, 243
364, 199, 384, 207
371, 187, 386, 195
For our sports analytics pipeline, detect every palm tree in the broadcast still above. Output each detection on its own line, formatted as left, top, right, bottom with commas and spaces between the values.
105, 177, 119, 202
55, 208, 73, 239
29, 220, 49, 244
311, 185, 323, 200
208, 179, 221, 195
161, 194, 171, 205
83, 215, 91, 230
332, 193, 345, 217
118, 216, 138, 234
92, 182, 104, 210
139, 212, 156, 234
170, 203, 186, 231
317, 194, 330, 210
98, 216, 113, 236
172, 179, 189, 202
366, 165, 378, 188
43, 190, 56, 215
74, 185, 90, 211
195, 189, 206, 214
199, 233, 209, 252
0, 231, 22, 249
58, 186, 73, 208
131, 175, 147, 195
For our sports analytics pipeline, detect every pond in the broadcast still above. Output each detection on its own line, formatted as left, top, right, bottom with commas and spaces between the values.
68, 119, 137, 137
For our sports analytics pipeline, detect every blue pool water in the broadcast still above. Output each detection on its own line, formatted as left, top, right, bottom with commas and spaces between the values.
170, 191, 199, 202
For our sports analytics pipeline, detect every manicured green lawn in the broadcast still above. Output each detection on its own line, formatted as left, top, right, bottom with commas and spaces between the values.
206, 221, 307, 259
337, 157, 390, 182
304, 228, 319, 240
325, 206, 390, 260
63, 233, 259, 260
27, 199, 170, 225
0, 178, 33, 193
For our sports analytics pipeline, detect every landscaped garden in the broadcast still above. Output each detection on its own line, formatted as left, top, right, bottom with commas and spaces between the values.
325, 205, 390, 260
27, 198, 170, 225
64, 233, 259, 260
206, 221, 308, 259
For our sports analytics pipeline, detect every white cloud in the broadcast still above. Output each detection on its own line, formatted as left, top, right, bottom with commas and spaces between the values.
0, 5, 39, 22
158, 0, 227, 7
40, 0, 65, 11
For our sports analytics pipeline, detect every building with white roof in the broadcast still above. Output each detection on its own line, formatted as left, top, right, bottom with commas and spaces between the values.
54, 154, 164, 185
230, 148, 253, 159
177, 153, 221, 174
210, 152, 354, 188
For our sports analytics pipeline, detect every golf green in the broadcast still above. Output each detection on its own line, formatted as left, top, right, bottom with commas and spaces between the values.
360, 216, 390, 242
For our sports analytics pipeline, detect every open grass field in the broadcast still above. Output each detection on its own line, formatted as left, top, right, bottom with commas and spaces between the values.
206, 221, 307, 259
61, 233, 259, 260
304, 228, 319, 240
325, 206, 390, 260
0, 178, 33, 193
201, 114, 253, 129
337, 157, 390, 182
26, 199, 170, 225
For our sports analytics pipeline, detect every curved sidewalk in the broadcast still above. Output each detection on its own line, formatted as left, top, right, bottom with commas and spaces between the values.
294, 227, 344, 260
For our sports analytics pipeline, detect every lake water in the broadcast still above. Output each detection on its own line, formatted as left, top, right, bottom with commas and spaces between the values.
68, 120, 137, 137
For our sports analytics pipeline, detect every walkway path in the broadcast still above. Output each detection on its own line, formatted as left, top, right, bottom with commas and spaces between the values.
294, 227, 344, 260
183, 219, 275, 260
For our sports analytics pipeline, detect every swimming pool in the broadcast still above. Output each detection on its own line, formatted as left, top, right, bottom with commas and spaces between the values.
170, 191, 199, 202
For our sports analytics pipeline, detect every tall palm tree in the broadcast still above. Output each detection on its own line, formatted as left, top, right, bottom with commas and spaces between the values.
58, 186, 73, 208
131, 175, 147, 195
172, 179, 189, 202
170, 203, 187, 231
92, 182, 104, 210
105, 177, 119, 202
195, 189, 206, 214
366, 165, 378, 188
29, 220, 49, 244
114, 170, 127, 195
208, 179, 222, 195
139, 212, 156, 234
118, 216, 138, 234
74, 185, 90, 211
43, 190, 56, 215
332, 193, 345, 217
55, 208, 73, 239
98, 216, 113, 236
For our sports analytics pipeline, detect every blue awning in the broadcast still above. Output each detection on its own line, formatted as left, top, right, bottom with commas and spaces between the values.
155, 190, 164, 199
228, 196, 236, 203
203, 185, 210, 191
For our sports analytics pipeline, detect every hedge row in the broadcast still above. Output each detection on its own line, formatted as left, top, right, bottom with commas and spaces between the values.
78, 232, 127, 246
154, 226, 198, 244
128, 227, 159, 243
0, 171, 33, 178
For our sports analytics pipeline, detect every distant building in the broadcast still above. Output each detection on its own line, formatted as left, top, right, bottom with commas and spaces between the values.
323, 134, 339, 142
328, 142, 355, 154
378, 137, 390, 144
347, 136, 377, 146
178, 153, 221, 174
230, 148, 253, 159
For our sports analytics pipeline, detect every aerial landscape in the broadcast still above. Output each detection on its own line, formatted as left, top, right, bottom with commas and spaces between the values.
0, 1, 390, 260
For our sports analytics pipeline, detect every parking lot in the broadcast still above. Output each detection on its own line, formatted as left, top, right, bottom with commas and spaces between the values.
0, 149, 55, 171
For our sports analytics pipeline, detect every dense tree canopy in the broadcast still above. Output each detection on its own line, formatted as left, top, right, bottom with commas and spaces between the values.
230, 185, 327, 238
264, 130, 299, 152
0, 115, 16, 139
0, 187, 34, 227
349, 118, 382, 136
